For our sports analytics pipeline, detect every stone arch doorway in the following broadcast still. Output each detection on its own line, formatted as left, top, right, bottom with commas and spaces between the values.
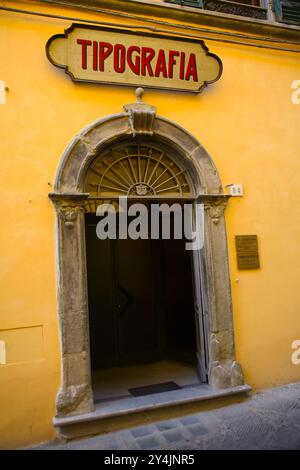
84, 136, 202, 401
49, 91, 245, 420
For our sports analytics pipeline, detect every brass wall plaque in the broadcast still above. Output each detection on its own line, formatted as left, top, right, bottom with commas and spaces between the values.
235, 235, 260, 270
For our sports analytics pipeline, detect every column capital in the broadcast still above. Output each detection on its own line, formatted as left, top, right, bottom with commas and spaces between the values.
49, 192, 89, 207
199, 194, 231, 225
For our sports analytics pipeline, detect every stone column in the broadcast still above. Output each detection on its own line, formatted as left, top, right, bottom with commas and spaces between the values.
201, 195, 244, 389
49, 193, 94, 417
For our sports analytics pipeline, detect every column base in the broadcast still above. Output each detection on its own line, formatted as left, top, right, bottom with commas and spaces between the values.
56, 384, 94, 417
208, 360, 244, 389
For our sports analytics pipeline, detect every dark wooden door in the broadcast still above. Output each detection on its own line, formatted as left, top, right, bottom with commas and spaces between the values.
161, 237, 197, 365
86, 217, 116, 369
85, 214, 162, 370
116, 237, 162, 365
85, 212, 198, 372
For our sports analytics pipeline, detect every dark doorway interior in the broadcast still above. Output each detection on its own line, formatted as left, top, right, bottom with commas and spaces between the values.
85, 211, 198, 399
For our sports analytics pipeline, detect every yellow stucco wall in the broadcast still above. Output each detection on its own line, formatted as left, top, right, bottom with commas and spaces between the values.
0, 1, 299, 449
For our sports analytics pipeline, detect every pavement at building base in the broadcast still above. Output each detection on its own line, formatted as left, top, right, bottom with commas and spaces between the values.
33, 382, 300, 450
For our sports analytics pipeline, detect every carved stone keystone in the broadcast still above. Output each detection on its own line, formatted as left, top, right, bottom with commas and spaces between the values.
123, 88, 156, 137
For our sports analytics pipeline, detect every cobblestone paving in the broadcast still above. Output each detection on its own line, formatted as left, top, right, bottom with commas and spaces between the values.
34, 382, 300, 450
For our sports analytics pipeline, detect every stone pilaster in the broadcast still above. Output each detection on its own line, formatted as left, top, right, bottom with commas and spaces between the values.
200, 195, 244, 388
49, 193, 93, 417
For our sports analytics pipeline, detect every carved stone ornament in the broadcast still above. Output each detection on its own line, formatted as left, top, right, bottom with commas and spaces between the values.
49, 193, 89, 228
124, 88, 156, 137
201, 195, 231, 225
61, 209, 77, 229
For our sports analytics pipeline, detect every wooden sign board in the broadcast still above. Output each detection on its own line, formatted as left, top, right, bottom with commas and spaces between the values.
235, 235, 260, 270
46, 24, 222, 93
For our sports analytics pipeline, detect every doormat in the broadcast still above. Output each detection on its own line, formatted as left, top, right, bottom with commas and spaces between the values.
128, 381, 182, 397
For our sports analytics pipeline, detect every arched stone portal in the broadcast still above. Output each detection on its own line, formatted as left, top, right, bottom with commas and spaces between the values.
49, 90, 244, 419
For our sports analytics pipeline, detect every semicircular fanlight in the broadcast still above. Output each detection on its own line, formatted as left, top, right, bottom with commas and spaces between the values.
84, 142, 193, 199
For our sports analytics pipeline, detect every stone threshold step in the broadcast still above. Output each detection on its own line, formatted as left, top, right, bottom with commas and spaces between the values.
54, 383, 251, 440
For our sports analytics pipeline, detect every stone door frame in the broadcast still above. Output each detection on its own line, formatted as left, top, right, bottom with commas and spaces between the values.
49, 97, 244, 418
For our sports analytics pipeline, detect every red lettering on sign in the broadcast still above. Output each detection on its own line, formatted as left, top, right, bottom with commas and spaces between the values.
179, 52, 185, 80
127, 46, 140, 75
99, 42, 113, 71
155, 50, 167, 78
76, 38, 200, 83
77, 38, 92, 70
141, 47, 155, 77
168, 50, 180, 79
93, 41, 98, 71
114, 44, 126, 73
185, 53, 198, 82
